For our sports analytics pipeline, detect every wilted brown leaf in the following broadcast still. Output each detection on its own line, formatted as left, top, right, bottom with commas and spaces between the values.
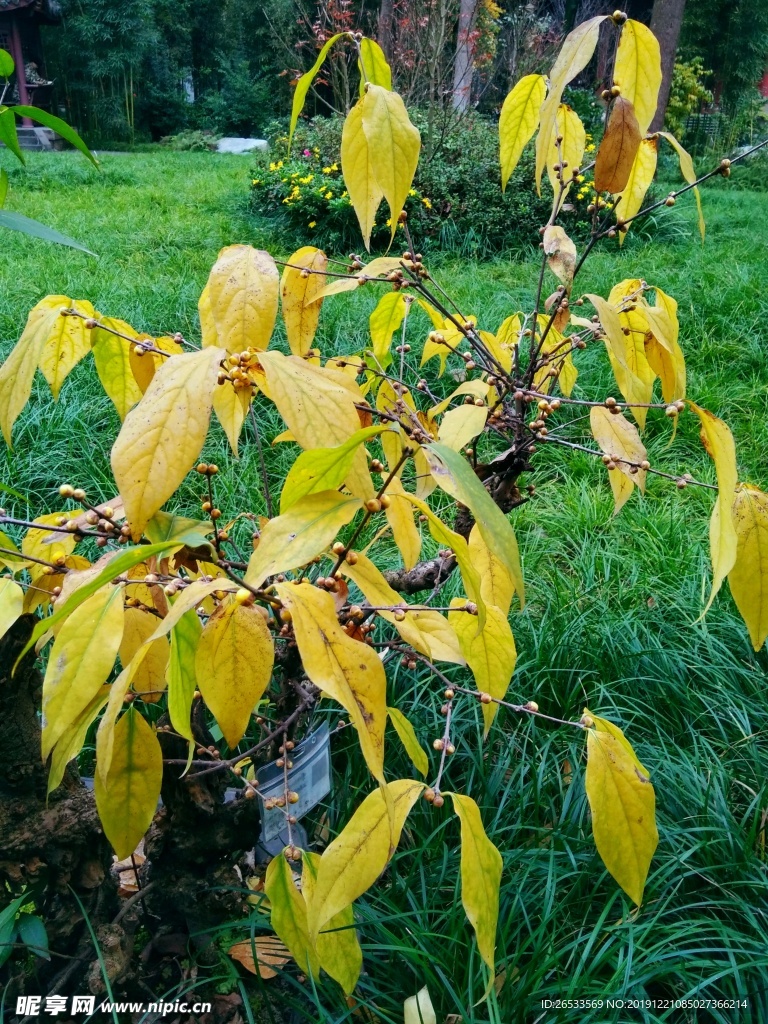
594, 98, 642, 195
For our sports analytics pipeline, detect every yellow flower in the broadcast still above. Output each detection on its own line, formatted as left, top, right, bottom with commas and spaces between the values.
331, 163, 338, 171
312, 148, 320, 156
408, 188, 417, 197
341, 190, 348, 198
576, 174, 585, 183
322, 166, 332, 174
299, 174, 314, 184
586, 143, 596, 153
325, 190, 334, 199
269, 162, 277, 171
421, 197, 432, 209
308, 220, 317, 228
251, 179, 260, 185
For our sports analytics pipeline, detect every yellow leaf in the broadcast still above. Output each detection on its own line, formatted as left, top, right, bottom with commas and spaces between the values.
22, 511, 76, 581
585, 293, 650, 426
361, 84, 420, 243
95, 644, 151, 787
535, 16, 606, 193
499, 74, 547, 192
358, 37, 392, 91
469, 525, 513, 618
38, 299, 96, 399
428, 380, 490, 420
305, 779, 425, 939
589, 406, 647, 513
47, 685, 110, 796
301, 851, 362, 995
246, 492, 361, 589
594, 97, 642, 195
94, 706, 163, 859
448, 792, 502, 989
203, 245, 279, 353
387, 707, 428, 777
690, 404, 738, 613
91, 317, 144, 420
119, 608, 169, 702
195, 599, 274, 748
265, 852, 320, 979
370, 291, 407, 364
342, 100, 384, 250
542, 225, 577, 290
41, 584, 124, 760
546, 104, 586, 212
424, 442, 525, 609
129, 334, 183, 394
0, 576, 23, 642
213, 379, 252, 457
198, 281, 217, 347
402, 494, 486, 629
0, 528, 27, 572
437, 404, 488, 453
281, 426, 386, 512
259, 350, 373, 501
657, 131, 705, 240
289, 33, 345, 149
382, 475, 422, 571
615, 139, 658, 244
0, 295, 66, 445
111, 347, 225, 541
275, 581, 388, 784
585, 716, 658, 906
281, 246, 328, 356
448, 599, 516, 736
404, 987, 437, 1024
342, 551, 464, 665
167, 608, 202, 742
614, 19, 662, 136
729, 485, 768, 651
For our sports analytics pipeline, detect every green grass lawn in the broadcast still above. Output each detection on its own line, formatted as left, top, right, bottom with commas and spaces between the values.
2, 150, 768, 1023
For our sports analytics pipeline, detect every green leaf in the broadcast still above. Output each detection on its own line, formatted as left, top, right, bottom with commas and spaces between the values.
0, 894, 27, 968
145, 509, 215, 555
585, 713, 658, 905
0, 210, 95, 254
0, 49, 14, 78
167, 608, 202, 743
370, 290, 407, 365
288, 33, 346, 151
388, 706, 428, 777
0, 167, 8, 208
280, 425, 386, 512
0, 107, 23, 163
11, 105, 98, 166
94, 706, 163, 859
448, 792, 502, 996
16, 540, 185, 666
265, 851, 320, 980
17, 914, 49, 960
426, 441, 525, 608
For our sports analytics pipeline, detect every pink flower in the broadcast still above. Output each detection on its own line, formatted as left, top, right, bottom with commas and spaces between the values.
303, 149, 312, 157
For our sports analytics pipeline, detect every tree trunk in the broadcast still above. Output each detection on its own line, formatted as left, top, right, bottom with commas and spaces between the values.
452, 0, 479, 112
378, 0, 395, 61
649, 0, 687, 132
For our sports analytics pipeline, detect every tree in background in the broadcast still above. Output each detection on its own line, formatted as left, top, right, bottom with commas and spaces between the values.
649, 0, 686, 132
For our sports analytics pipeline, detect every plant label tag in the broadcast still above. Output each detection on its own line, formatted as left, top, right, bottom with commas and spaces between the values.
257, 722, 331, 842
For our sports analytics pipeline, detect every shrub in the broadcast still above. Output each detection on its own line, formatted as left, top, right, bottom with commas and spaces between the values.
252, 111, 595, 255
160, 128, 221, 151
1, 19, 766, 1020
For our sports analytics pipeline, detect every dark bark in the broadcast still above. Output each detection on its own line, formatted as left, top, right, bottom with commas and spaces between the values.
377, 0, 395, 61
649, 0, 687, 132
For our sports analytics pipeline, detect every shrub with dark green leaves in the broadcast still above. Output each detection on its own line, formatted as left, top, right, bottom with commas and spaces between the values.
251, 111, 595, 255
